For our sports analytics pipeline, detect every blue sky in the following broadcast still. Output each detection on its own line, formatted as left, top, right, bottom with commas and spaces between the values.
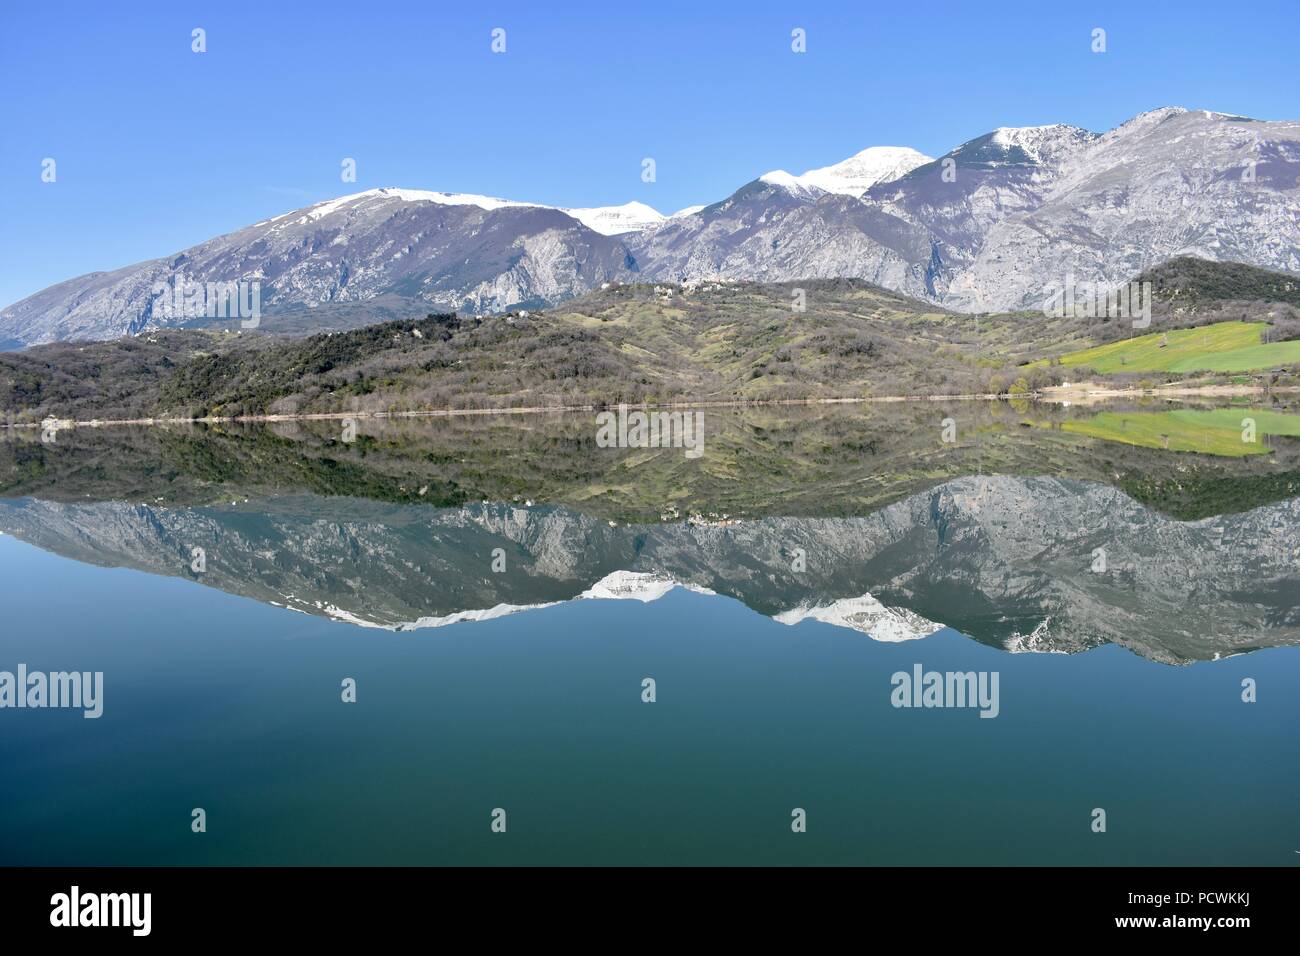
2, 0, 1298, 306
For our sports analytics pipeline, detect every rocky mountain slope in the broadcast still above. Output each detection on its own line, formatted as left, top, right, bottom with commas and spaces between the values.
950, 109, 1300, 311
3, 108, 1298, 346
0, 189, 644, 345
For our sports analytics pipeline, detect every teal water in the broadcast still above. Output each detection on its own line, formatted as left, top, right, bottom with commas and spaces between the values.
1, 533, 1296, 866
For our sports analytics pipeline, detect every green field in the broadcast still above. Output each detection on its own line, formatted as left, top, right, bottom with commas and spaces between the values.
1175, 407, 1300, 437
1060, 408, 1300, 456
1036, 321, 1300, 374
1168, 340, 1300, 372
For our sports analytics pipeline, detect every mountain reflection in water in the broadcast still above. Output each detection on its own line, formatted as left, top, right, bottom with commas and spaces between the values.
4, 399, 1300, 664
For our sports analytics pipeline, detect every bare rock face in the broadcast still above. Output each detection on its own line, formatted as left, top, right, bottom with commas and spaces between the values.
625, 180, 937, 295
4, 109, 1299, 346
951, 109, 1300, 311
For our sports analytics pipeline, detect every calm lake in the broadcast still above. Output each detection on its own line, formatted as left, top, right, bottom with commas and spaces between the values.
1, 400, 1298, 865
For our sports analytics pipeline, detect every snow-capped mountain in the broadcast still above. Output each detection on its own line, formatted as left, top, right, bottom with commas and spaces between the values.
564, 200, 715, 233
949, 108, 1300, 310
760, 145, 934, 197
630, 121, 1104, 297
578, 569, 712, 602
773, 593, 942, 642
634, 109, 1299, 306
281, 188, 671, 236
3, 107, 1298, 346
561, 201, 667, 235
0, 187, 647, 344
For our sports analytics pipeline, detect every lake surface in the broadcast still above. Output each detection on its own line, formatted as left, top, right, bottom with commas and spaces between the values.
1, 400, 1298, 865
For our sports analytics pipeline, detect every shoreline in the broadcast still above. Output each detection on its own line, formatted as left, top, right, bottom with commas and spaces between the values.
3, 393, 1004, 430
1037, 383, 1300, 405
4, 384, 1297, 430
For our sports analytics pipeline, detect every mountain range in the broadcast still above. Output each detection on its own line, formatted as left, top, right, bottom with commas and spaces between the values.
3, 106, 1298, 347
2, 476, 1295, 663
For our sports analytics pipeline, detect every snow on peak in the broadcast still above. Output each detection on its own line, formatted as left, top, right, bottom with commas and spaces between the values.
368, 187, 532, 211
983, 124, 1098, 165
562, 201, 666, 235
308, 569, 717, 631
398, 601, 562, 630
275, 187, 535, 227
278, 188, 666, 235
773, 592, 944, 642
758, 168, 818, 195
312, 597, 561, 631
760, 145, 932, 198
579, 570, 715, 602
989, 123, 1077, 144
797, 146, 934, 195
1127, 106, 1190, 123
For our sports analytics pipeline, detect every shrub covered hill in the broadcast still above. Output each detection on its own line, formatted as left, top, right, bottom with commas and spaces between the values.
3, 261, 1300, 423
